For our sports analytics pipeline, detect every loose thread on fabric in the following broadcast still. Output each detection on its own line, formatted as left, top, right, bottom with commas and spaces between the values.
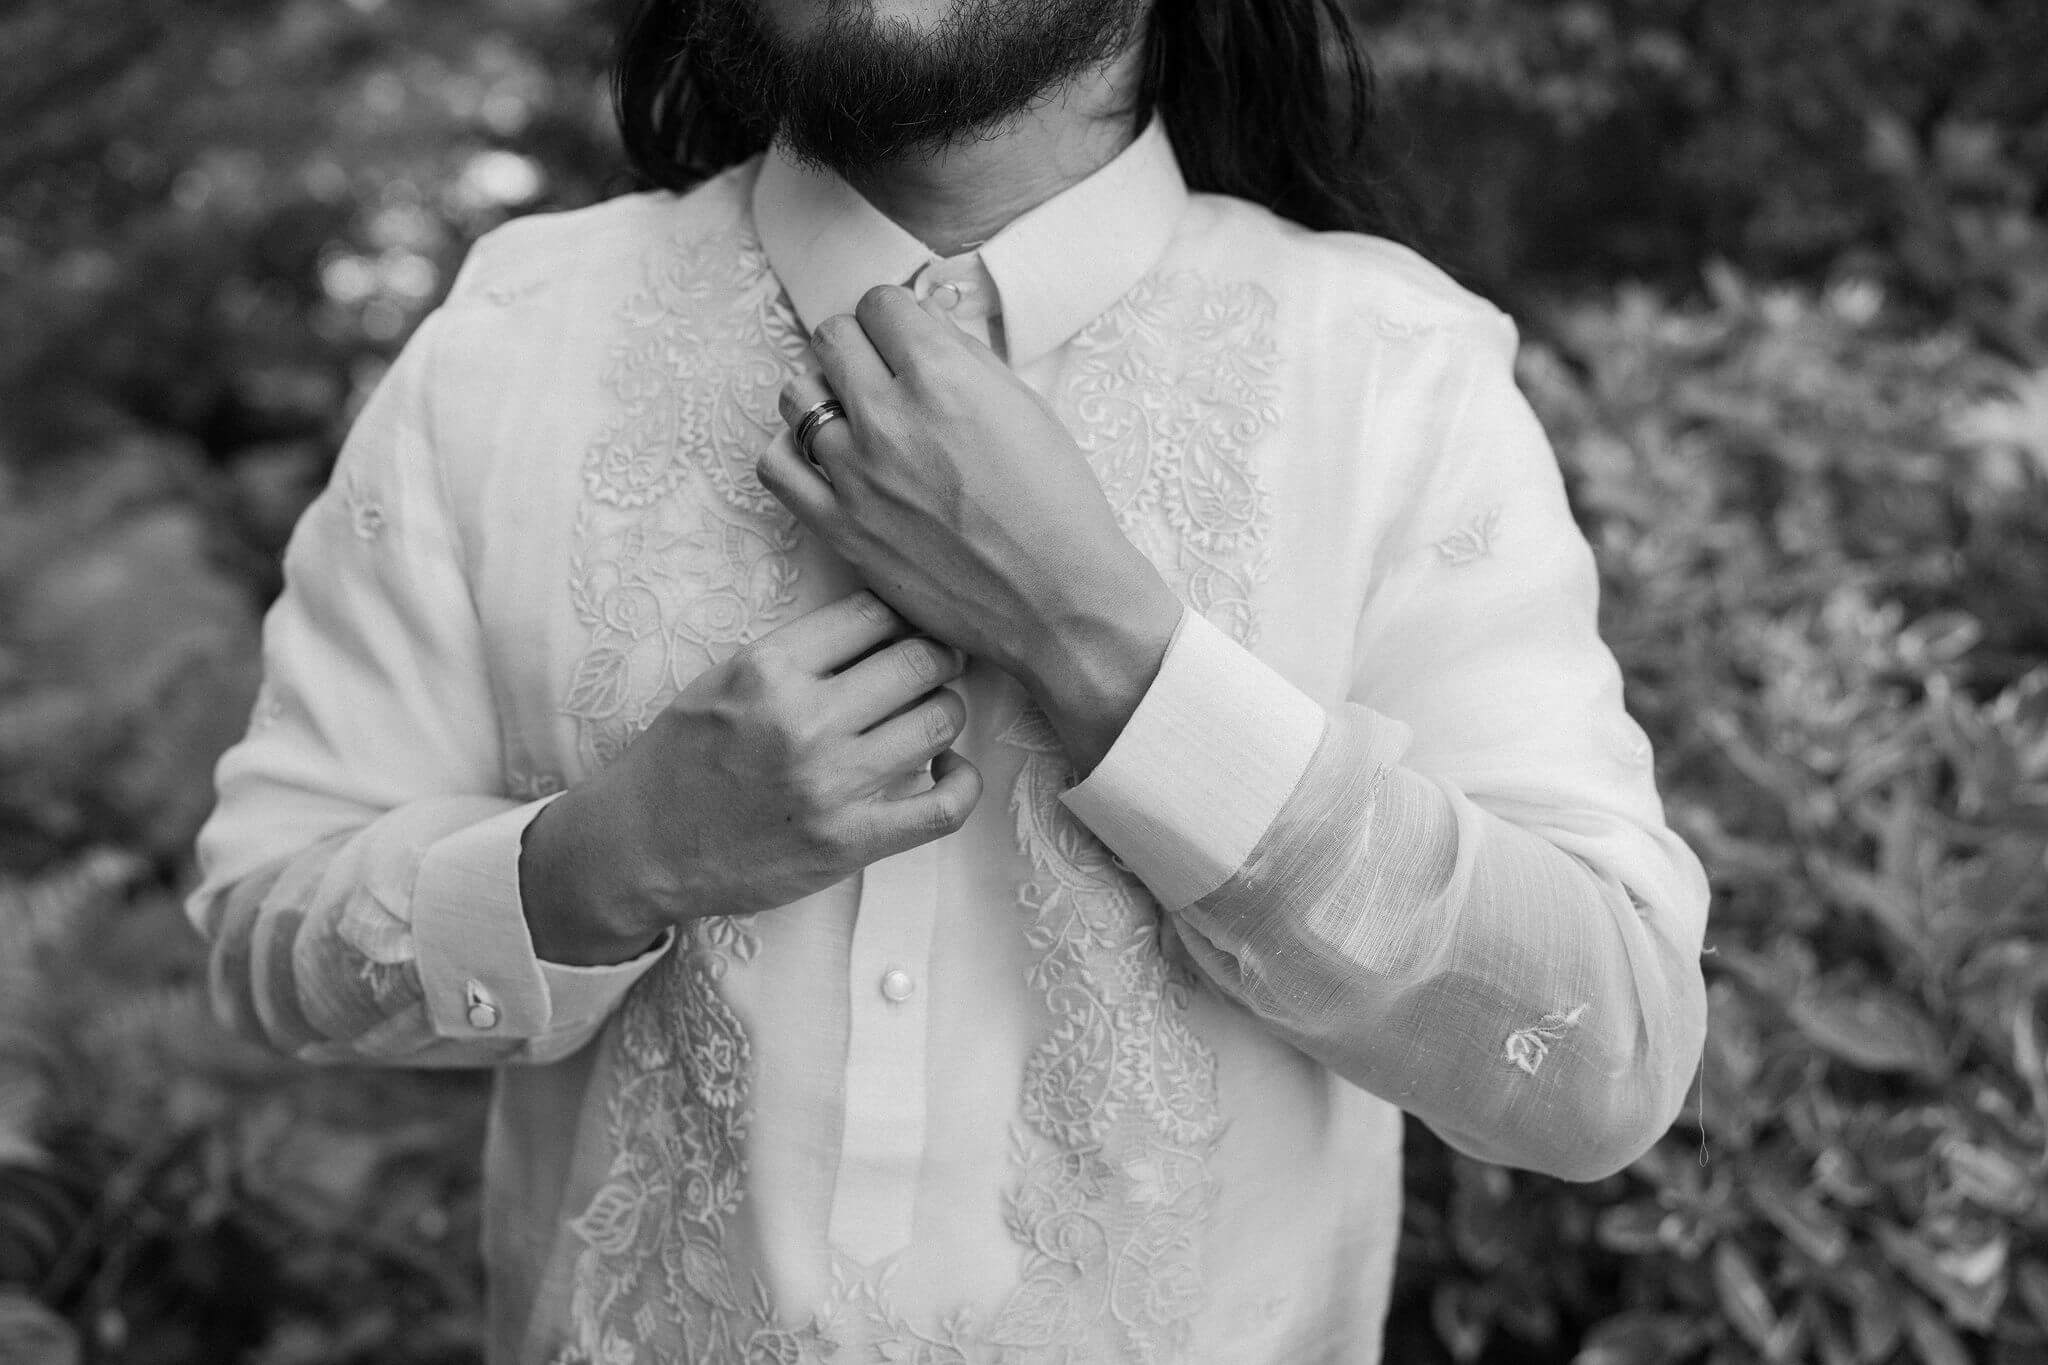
1696, 942, 1715, 1167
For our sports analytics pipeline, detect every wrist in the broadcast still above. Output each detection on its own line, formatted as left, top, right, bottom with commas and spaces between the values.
1018, 561, 1183, 777
518, 787, 667, 967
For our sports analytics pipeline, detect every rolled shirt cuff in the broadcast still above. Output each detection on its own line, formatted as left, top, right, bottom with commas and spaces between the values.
411, 793, 671, 1041
1060, 610, 1330, 911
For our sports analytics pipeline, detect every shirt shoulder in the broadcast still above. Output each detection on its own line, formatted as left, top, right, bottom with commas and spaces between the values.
440, 161, 763, 311
1176, 193, 1516, 353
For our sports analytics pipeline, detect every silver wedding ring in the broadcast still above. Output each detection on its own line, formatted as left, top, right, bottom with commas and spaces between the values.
794, 397, 847, 479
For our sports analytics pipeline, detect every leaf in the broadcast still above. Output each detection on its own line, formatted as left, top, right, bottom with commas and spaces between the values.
1901, 1297, 1972, 1365
0, 1290, 79, 1365
1839, 1268, 1904, 1363
1788, 985, 1949, 1077
1938, 1138, 2036, 1217
2015, 1260, 2048, 1336
1594, 1201, 1668, 1256
1430, 1281, 1492, 1364
1877, 1223, 2009, 1331
1949, 365, 2048, 476
562, 647, 631, 721
1713, 1240, 1780, 1356
567, 1181, 644, 1257
1750, 1183, 1849, 1267
1801, 1291, 1867, 1365
677, 1237, 740, 1312
1572, 1310, 1703, 1365
0, 1169, 86, 1285
1448, 1161, 1515, 1271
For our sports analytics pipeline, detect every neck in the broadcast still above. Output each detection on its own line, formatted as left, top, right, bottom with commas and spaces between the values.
840, 46, 1146, 258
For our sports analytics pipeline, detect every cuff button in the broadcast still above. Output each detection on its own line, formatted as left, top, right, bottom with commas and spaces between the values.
464, 979, 501, 1030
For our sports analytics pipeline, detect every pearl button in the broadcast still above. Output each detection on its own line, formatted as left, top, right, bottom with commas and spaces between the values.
880, 969, 915, 1003
464, 979, 500, 1030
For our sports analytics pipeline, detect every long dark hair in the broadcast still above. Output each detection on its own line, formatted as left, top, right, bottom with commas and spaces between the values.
612, 0, 1412, 241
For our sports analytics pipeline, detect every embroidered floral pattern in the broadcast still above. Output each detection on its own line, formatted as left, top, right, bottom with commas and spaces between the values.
566, 916, 819, 1365
249, 680, 285, 731
991, 712, 1226, 1362
505, 767, 565, 801
341, 471, 386, 541
485, 279, 548, 308
560, 207, 1282, 1358
1606, 714, 1654, 769
1503, 1003, 1588, 1076
1433, 507, 1501, 567
1055, 273, 1281, 645
979, 273, 1281, 1363
562, 197, 810, 771
561, 194, 822, 1362
352, 952, 417, 1012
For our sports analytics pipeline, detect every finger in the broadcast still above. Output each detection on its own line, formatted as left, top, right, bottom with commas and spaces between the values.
775, 369, 858, 485
756, 427, 838, 525
810, 307, 893, 397
827, 635, 966, 731
915, 288, 1005, 371
749, 590, 906, 677
871, 747, 983, 853
853, 283, 952, 377
857, 686, 966, 774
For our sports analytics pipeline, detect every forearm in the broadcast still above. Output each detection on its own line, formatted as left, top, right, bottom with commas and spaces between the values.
1166, 706, 1706, 1180
191, 793, 668, 1069
1060, 612, 1710, 1180
1011, 553, 1183, 778
516, 786, 672, 968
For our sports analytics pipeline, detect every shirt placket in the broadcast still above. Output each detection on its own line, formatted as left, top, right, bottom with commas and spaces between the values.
828, 841, 940, 1263
826, 255, 1002, 1264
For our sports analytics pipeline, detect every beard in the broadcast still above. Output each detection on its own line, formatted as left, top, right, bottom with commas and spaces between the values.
690, 0, 1144, 173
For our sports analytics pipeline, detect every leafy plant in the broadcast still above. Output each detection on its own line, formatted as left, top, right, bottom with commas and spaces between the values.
2, 1, 2044, 1361
1388, 273, 2048, 1364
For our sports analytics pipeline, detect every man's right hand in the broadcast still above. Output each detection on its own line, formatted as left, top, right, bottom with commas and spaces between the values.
517, 591, 982, 966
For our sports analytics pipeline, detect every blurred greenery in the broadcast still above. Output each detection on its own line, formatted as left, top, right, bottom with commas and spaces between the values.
1, 0, 2044, 1361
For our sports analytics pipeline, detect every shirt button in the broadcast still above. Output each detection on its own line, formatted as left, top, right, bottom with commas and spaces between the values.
880, 968, 916, 1003
464, 979, 500, 1030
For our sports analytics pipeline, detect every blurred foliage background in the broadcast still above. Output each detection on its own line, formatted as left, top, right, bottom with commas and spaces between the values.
1, 0, 2045, 1361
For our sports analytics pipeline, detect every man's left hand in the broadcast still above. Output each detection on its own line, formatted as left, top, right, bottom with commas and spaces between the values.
759, 283, 1182, 775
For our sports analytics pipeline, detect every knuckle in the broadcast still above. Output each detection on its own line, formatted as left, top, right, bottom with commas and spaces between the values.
898, 640, 945, 685
813, 314, 858, 350
927, 790, 969, 836
733, 653, 804, 724
786, 766, 837, 820
772, 706, 822, 759
807, 804, 864, 861
858, 283, 898, 313
848, 590, 893, 628
728, 643, 780, 695
925, 695, 962, 749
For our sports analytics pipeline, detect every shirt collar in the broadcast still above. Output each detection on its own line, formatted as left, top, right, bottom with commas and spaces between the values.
751, 117, 1188, 368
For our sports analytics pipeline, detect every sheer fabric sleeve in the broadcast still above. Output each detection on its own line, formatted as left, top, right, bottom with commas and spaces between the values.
185, 309, 668, 1069
1062, 314, 1709, 1181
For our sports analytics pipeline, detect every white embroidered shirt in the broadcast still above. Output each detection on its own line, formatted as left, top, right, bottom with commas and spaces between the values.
188, 121, 1711, 1365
